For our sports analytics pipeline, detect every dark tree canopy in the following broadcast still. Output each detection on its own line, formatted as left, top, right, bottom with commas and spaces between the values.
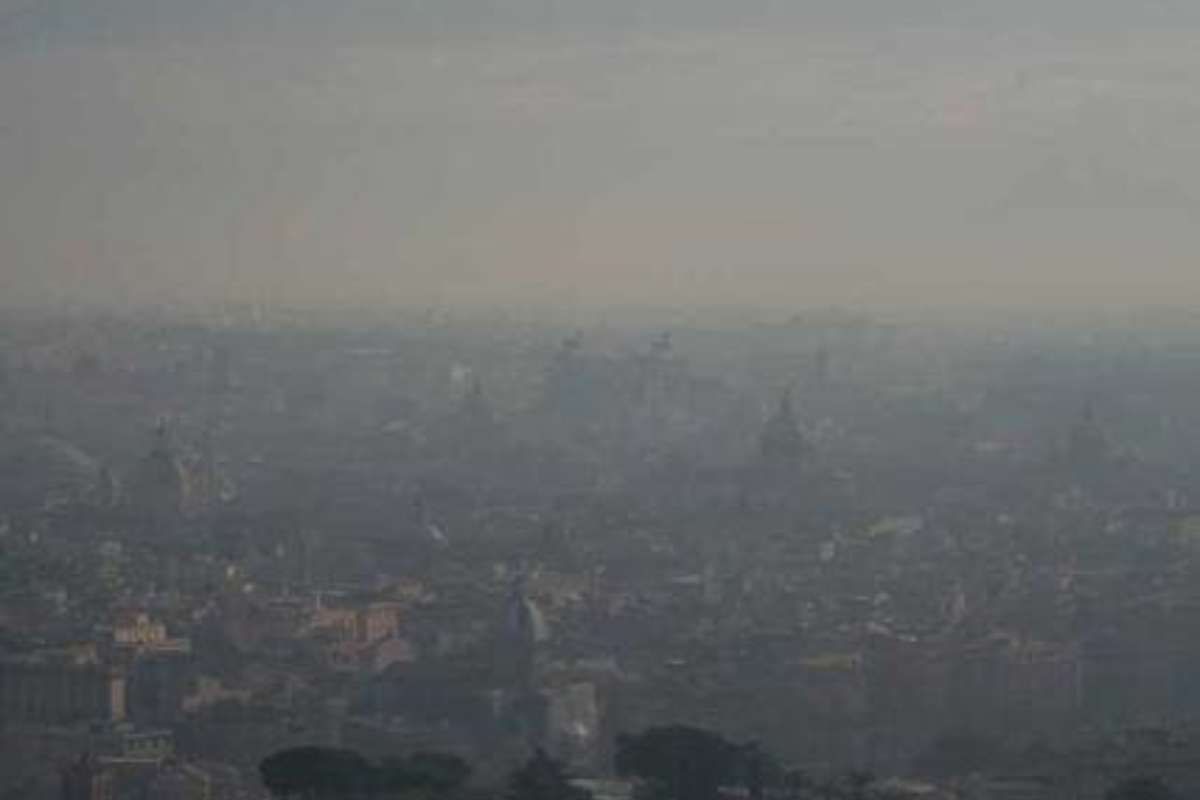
615, 726, 744, 800
260, 746, 373, 799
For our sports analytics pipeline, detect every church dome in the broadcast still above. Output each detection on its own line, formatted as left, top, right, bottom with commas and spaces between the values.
124, 421, 189, 522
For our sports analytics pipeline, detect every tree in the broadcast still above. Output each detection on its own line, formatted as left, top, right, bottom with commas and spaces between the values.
507, 749, 591, 800
615, 726, 743, 800
260, 747, 373, 799
1105, 776, 1176, 800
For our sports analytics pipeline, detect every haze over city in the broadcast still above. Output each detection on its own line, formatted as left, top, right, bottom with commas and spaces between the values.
4, 0, 1200, 310
13, 3, 1200, 800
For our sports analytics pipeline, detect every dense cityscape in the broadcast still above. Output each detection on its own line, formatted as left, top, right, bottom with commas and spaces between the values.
5, 308, 1200, 799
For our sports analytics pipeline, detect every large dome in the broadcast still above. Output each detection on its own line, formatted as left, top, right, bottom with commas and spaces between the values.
124, 422, 189, 523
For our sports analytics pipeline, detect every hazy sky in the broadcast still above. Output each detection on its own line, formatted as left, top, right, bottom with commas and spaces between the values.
3, 1, 1200, 310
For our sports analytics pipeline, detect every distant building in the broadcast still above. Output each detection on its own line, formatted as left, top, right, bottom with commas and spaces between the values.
545, 682, 601, 768
0, 433, 114, 512
114, 612, 168, 648
108, 609, 193, 724
571, 778, 635, 800
484, 580, 554, 748
457, 377, 500, 444
310, 597, 403, 645
759, 389, 807, 465
61, 744, 208, 800
125, 420, 188, 531
309, 595, 406, 673
143, 761, 211, 800
60, 755, 113, 800
0, 657, 126, 725
948, 633, 1080, 740
111, 610, 190, 655
1064, 403, 1112, 472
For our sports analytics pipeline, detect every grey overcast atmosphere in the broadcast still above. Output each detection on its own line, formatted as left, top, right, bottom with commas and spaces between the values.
16, 4, 1200, 799
3, 0, 1200, 311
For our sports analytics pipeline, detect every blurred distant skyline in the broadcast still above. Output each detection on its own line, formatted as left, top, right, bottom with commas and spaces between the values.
3, 0, 1200, 311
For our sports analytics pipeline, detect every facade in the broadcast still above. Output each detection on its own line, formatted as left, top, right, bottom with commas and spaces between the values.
0, 659, 126, 725
113, 612, 167, 647
60, 755, 114, 800
948, 634, 1081, 740
311, 599, 403, 645
125, 420, 190, 532
759, 389, 807, 465
545, 681, 601, 767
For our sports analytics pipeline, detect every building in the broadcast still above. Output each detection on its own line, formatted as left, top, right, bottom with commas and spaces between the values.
310, 597, 403, 645
124, 420, 190, 532
759, 389, 807, 465
112, 611, 192, 656
60, 755, 114, 800
0, 657, 126, 725
113, 612, 167, 647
